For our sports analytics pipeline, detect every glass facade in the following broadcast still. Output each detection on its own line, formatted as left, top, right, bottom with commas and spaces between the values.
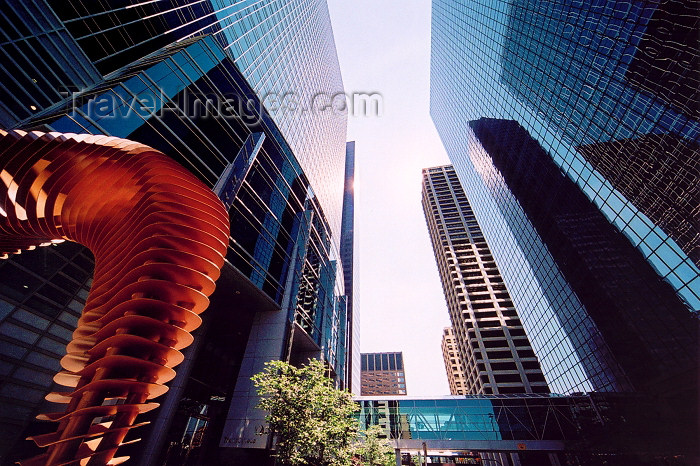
356, 394, 696, 457
431, 0, 700, 394
362, 352, 404, 372
361, 352, 407, 396
0, 1, 102, 126
467, 118, 696, 396
341, 141, 361, 393
500, 0, 699, 268
431, 0, 699, 311
1, 0, 347, 243
0, 243, 93, 457
0, 1, 351, 459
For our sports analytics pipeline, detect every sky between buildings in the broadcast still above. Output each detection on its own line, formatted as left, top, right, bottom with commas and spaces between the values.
328, 0, 453, 396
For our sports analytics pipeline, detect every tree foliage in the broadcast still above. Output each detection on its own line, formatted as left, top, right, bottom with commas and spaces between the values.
252, 359, 359, 466
353, 425, 395, 466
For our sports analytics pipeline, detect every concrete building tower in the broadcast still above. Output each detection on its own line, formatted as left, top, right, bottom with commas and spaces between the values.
422, 165, 548, 395
441, 327, 468, 395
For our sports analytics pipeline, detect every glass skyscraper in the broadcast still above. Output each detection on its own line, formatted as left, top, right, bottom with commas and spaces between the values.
341, 141, 360, 393
0, 2, 351, 464
430, 0, 699, 397
470, 118, 696, 394
499, 0, 699, 269
0, 0, 347, 243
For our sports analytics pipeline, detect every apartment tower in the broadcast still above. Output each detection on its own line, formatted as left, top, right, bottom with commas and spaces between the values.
422, 165, 548, 395
441, 327, 468, 395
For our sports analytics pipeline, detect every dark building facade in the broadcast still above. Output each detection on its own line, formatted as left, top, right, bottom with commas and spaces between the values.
467, 118, 697, 397
360, 352, 407, 396
0, 1, 351, 464
576, 133, 700, 264
431, 0, 700, 397
341, 141, 360, 393
500, 0, 700, 268
422, 165, 548, 395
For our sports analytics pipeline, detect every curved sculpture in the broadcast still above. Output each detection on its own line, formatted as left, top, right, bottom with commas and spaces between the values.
0, 130, 230, 465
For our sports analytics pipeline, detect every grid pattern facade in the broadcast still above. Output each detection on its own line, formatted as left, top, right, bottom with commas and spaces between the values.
430, 0, 700, 394
0, 0, 102, 125
0, 244, 93, 457
576, 134, 699, 264
441, 327, 468, 395
360, 352, 406, 396
0, 33, 349, 463
0, 0, 347, 243
500, 0, 700, 269
468, 118, 697, 396
430, 0, 699, 312
422, 166, 548, 395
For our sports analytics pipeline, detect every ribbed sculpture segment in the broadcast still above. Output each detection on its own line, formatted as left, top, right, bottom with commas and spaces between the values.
0, 130, 230, 465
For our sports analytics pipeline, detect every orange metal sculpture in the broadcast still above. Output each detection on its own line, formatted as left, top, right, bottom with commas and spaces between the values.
0, 130, 230, 465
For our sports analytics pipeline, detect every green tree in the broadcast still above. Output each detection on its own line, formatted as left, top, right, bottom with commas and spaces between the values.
252, 359, 359, 466
354, 425, 395, 466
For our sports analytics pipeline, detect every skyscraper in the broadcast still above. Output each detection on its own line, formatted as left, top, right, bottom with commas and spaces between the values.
499, 0, 699, 266
431, 0, 699, 395
470, 118, 697, 395
0, 0, 348, 242
360, 352, 407, 396
422, 165, 548, 395
0, 2, 351, 464
341, 141, 361, 393
441, 327, 468, 395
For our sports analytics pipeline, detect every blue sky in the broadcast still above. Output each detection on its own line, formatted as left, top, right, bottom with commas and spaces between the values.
328, 0, 452, 395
